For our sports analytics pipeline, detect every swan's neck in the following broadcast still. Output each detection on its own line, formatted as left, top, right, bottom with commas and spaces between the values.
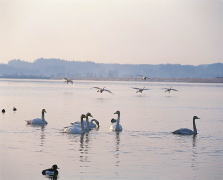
117, 113, 120, 126
81, 118, 84, 131
41, 112, 45, 121
85, 116, 90, 130
193, 118, 197, 135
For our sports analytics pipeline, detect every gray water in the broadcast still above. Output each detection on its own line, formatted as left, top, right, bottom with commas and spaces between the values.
0, 79, 223, 180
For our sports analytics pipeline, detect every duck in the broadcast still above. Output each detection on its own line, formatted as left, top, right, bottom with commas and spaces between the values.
26, 109, 47, 126
63, 114, 86, 134
42, 164, 59, 177
172, 116, 200, 135
109, 110, 122, 132
13, 107, 17, 111
2, 109, 6, 113
92, 87, 112, 93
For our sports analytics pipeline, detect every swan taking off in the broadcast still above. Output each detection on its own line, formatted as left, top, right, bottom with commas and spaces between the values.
26, 109, 47, 126
132, 87, 150, 93
64, 78, 73, 84
110, 110, 122, 132
64, 114, 86, 134
163, 88, 178, 93
172, 116, 200, 135
92, 87, 112, 93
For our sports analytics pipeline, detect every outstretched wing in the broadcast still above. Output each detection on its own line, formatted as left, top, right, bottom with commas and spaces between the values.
92, 87, 101, 90
171, 88, 178, 91
132, 87, 140, 90
104, 89, 112, 93
143, 88, 150, 90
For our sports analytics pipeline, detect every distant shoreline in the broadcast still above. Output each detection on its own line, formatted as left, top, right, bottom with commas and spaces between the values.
0, 76, 223, 83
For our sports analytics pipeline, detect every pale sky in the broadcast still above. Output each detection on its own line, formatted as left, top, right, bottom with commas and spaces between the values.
0, 0, 223, 65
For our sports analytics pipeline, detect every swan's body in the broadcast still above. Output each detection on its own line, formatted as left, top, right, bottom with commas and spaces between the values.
132, 87, 150, 93
92, 87, 112, 93
26, 109, 47, 126
64, 114, 86, 134
172, 116, 200, 135
110, 110, 122, 132
42, 164, 59, 177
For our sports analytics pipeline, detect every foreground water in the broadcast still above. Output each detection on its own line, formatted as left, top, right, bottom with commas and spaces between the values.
0, 79, 223, 180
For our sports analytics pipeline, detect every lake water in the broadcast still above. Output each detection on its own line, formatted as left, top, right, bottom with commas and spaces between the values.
0, 79, 223, 180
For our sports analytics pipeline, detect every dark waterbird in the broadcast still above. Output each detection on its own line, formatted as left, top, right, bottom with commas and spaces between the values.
2, 109, 5, 113
42, 164, 59, 178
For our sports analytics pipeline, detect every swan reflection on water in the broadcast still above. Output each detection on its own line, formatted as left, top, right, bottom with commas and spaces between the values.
79, 133, 90, 165
114, 132, 121, 167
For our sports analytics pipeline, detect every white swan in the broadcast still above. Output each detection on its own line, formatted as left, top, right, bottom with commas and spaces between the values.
109, 110, 122, 132
64, 114, 86, 134
92, 87, 112, 93
26, 109, 47, 126
172, 116, 200, 135
72, 112, 99, 130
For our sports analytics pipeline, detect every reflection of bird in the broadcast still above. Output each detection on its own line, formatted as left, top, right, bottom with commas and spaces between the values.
132, 87, 150, 93
64, 78, 73, 84
110, 110, 122, 132
92, 87, 112, 93
163, 88, 178, 93
42, 164, 59, 177
64, 114, 86, 134
13, 107, 17, 111
26, 109, 47, 126
172, 116, 200, 135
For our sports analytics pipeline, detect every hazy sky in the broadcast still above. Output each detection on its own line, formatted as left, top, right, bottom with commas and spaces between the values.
0, 0, 222, 65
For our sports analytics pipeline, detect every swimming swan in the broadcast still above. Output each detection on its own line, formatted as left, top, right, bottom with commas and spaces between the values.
64, 114, 86, 134
72, 112, 99, 130
26, 109, 47, 126
110, 110, 122, 132
172, 116, 200, 135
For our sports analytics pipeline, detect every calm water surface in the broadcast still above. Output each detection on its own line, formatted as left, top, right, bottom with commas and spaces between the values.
0, 79, 223, 180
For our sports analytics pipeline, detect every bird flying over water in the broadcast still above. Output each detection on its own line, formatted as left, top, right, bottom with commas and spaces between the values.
137, 75, 151, 80
64, 78, 73, 84
92, 87, 112, 93
163, 88, 178, 93
132, 87, 150, 93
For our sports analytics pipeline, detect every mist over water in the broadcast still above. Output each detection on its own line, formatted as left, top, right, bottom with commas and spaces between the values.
0, 79, 223, 180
